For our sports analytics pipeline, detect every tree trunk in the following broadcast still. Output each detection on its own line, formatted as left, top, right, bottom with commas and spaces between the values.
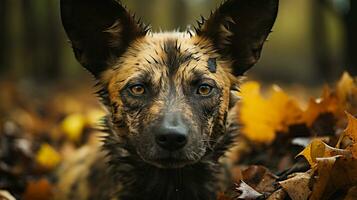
311, 0, 335, 82
172, 0, 188, 31
0, 0, 8, 73
43, 0, 62, 80
345, 1, 357, 76
22, 0, 39, 77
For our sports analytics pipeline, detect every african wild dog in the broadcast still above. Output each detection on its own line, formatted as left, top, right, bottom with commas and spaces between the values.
58, 0, 279, 199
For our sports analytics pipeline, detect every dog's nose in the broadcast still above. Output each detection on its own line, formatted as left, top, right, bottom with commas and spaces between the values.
155, 112, 188, 151
155, 131, 187, 151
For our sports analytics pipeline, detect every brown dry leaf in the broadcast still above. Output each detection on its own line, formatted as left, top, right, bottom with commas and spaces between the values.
297, 112, 357, 199
266, 189, 287, 200
216, 192, 233, 200
309, 156, 338, 200
310, 156, 357, 200
279, 172, 312, 200
297, 139, 351, 166
236, 181, 263, 200
303, 86, 339, 127
242, 165, 278, 194
23, 178, 53, 200
344, 186, 357, 200
344, 113, 357, 142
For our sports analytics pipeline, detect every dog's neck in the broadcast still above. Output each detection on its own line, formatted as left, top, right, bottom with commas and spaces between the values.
109, 157, 220, 200
102, 115, 238, 200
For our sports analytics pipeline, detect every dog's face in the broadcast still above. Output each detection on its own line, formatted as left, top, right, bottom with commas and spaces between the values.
61, 0, 278, 168
104, 34, 234, 168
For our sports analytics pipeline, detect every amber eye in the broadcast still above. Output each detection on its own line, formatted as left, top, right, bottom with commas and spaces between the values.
129, 84, 145, 96
197, 84, 213, 96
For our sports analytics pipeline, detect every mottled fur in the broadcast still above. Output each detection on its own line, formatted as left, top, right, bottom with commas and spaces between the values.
58, 0, 279, 199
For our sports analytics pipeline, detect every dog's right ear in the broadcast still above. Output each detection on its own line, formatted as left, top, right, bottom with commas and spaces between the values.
61, 0, 147, 77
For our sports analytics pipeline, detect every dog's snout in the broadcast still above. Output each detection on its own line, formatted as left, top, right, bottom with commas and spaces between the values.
155, 112, 188, 151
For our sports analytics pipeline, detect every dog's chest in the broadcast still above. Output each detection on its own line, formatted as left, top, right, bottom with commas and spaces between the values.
53, 144, 234, 200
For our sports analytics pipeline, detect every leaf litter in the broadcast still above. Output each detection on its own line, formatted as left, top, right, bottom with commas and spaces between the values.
0, 72, 356, 200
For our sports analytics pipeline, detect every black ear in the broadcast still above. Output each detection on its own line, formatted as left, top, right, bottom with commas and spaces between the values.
60, 0, 147, 77
197, 0, 279, 76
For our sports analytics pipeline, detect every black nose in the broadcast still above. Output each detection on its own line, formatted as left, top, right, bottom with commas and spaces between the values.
155, 132, 187, 151
155, 112, 188, 151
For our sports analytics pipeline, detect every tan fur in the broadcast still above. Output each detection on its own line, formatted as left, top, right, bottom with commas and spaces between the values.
100, 33, 237, 138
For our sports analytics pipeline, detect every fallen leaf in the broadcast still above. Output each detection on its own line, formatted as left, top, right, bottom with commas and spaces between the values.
336, 72, 357, 114
337, 72, 355, 102
61, 113, 86, 142
239, 82, 276, 143
23, 178, 53, 200
242, 165, 278, 194
344, 186, 357, 200
36, 143, 61, 170
336, 113, 357, 158
310, 156, 357, 200
279, 172, 312, 200
303, 86, 339, 127
239, 82, 303, 144
0, 190, 16, 200
236, 181, 263, 200
266, 189, 287, 200
217, 192, 233, 200
297, 139, 351, 166
344, 113, 357, 142
268, 85, 304, 133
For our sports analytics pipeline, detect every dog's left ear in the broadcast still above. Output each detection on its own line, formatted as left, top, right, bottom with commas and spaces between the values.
197, 0, 279, 76
60, 0, 147, 77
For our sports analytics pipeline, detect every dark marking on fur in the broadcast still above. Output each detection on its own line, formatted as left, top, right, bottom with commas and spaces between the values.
163, 40, 193, 76
207, 58, 217, 73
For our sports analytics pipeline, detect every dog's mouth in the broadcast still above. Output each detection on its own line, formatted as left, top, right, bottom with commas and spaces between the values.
146, 157, 196, 169
138, 150, 201, 169
153, 157, 198, 168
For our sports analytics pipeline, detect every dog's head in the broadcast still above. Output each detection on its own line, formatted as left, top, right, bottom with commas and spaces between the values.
61, 0, 278, 168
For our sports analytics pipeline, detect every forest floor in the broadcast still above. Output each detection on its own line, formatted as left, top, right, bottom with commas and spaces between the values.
0, 72, 356, 200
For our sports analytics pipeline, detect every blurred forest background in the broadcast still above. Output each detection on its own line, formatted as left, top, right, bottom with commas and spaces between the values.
0, 0, 356, 85
1, 1, 357, 199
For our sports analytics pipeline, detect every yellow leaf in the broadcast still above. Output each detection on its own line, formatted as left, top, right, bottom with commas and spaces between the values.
297, 139, 351, 166
239, 82, 303, 144
36, 143, 61, 170
61, 113, 86, 142
268, 86, 304, 133
239, 82, 276, 143
337, 113, 357, 158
